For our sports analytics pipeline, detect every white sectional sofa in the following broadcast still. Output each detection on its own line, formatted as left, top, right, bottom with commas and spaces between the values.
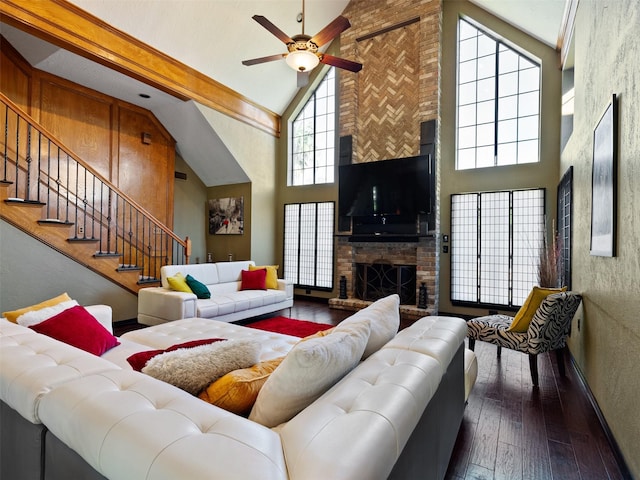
137, 261, 294, 325
1, 296, 477, 480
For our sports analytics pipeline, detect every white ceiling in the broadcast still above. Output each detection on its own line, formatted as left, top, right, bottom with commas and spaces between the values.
470, 0, 566, 47
66, 0, 352, 114
0, 0, 567, 186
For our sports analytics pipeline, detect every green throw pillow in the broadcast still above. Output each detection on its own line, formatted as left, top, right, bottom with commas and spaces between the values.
186, 274, 211, 299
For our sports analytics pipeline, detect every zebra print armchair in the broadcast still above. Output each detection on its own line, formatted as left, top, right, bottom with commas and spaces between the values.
466, 291, 582, 387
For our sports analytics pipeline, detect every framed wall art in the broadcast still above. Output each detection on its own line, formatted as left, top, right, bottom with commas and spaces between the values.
590, 94, 617, 257
208, 196, 244, 235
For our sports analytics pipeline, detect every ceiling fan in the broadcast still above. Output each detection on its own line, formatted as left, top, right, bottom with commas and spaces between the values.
242, 0, 363, 87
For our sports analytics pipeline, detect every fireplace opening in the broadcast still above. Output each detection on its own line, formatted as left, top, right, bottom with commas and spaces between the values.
355, 261, 416, 305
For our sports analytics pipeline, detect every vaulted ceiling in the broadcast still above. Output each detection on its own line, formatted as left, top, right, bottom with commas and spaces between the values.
1, 0, 567, 186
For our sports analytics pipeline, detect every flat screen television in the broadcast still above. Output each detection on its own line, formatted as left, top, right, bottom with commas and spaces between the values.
338, 155, 432, 237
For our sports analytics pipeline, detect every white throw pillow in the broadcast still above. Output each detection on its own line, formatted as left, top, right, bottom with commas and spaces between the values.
16, 299, 79, 327
334, 294, 400, 358
142, 339, 261, 395
249, 320, 370, 428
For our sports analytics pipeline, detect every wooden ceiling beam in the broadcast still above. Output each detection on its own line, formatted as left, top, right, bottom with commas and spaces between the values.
0, 0, 281, 137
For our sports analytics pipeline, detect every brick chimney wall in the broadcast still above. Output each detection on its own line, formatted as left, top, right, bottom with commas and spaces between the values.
334, 0, 442, 315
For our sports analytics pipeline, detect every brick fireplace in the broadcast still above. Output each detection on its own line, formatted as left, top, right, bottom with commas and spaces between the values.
330, 236, 438, 319
329, 0, 442, 321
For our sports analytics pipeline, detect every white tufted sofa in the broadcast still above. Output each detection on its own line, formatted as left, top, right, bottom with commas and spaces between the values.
1, 305, 476, 480
137, 261, 294, 326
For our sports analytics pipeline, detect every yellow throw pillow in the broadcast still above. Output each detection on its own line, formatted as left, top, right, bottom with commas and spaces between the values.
508, 286, 567, 332
249, 265, 279, 290
298, 327, 335, 343
166, 272, 193, 293
3, 292, 72, 323
199, 356, 284, 415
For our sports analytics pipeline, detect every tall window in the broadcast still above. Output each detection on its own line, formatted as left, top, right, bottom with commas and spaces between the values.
557, 167, 573, 289
283, 202, 334, 290
289, 68, 336, 185
457, 18, 541, 170
451, 189, 545, 307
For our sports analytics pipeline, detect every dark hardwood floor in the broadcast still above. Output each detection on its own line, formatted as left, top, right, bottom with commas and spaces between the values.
114, 298, 630, 480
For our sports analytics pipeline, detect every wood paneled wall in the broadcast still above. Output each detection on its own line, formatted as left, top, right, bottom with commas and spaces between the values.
0, 36, 175, 228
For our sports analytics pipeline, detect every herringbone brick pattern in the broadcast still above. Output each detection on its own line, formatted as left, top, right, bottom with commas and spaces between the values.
339, 0, 441, 159
356, 23, 420, 162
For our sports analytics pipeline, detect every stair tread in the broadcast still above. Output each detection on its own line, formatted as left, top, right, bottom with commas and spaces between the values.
38, 219, 74, 226
5, 198, 46, 206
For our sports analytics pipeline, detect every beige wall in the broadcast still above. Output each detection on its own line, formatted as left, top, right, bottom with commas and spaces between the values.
439, 1, 562, 316
197, 105, 278, 266
173, 154, 208, 264
562, 1, 640, 475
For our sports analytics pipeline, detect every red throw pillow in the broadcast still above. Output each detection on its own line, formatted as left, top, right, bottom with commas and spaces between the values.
126, 338, 226, 371
30, 305, 120, 356
240, 268, 267, 291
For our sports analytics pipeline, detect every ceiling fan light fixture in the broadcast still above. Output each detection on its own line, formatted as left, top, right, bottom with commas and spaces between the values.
286, 50, 319, 72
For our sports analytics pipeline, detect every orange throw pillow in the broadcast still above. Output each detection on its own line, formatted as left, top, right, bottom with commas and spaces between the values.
199, 357, 284, 415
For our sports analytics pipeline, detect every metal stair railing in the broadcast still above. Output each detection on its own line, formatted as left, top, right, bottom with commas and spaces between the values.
0, 92, 190, 284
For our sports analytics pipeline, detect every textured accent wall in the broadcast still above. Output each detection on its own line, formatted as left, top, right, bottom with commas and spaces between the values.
562, 1, 640, 476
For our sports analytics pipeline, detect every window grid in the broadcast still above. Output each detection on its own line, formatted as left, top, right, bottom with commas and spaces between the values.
290, 68, 336, 186
457, 19, 540, 170
451, 189, 545, 308
283, 202, 335, 290
557, 167, 573, 289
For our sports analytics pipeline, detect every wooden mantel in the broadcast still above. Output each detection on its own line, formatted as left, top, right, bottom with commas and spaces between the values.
0, 0, 281, 137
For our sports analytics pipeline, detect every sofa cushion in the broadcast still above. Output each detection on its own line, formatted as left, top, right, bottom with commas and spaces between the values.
2, 292, 72, 323
249, 320, 370, 427
334, 294, 400, 359
383, 316, 468, 374
0, 319, 119, 423
216, 261, 254, 283
38, 369, 289, 480
16, 299, 78, 327
161, 264, 221, 288
142, 339, 261, 395
167, 272, 193, 293
249, 265, 279, 289
199, 356, 284, 415
126, 338, 226, 371
277, 347, 443, 480
241, 268, 267, 290
30, 305, 120, 356
121, 317, 298, 362
185, 274, 211, 299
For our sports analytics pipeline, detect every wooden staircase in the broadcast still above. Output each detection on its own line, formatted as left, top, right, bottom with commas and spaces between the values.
0, 93, 190, 295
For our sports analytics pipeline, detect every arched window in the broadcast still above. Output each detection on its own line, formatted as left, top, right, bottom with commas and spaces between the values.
457, 19, 541, 169
289, 68, 336, 185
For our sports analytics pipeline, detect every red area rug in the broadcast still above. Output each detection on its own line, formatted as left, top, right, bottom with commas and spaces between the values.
247, 316, 333, 338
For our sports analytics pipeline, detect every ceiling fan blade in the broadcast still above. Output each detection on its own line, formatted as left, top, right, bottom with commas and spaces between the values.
242, 53, 287, 66
252, 15, 294, 44
320, 54, 363, 72
310, 16, 351, 47
297, 71, 310, 88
